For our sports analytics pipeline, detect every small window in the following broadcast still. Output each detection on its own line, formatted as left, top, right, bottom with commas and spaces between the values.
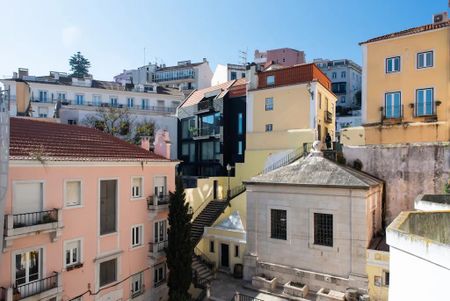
127, 98, 134, 108
65, 180, 81, 207
110, 97, 118, 107
237, 113, 243, 135
341, 71, 346, 78
238, 141, 243, 155
314, 213, 333, 247
131, 177, 143, 198
131, 272, 144, 297
386, 56, 400, 73
270, 209, 287, 240
266, 75, 275, 86
131, 225, 143, 247
230, 71, 237, 80
383, 271, 390, 286
340, 96, 346, 103
417, 51, 433, 69
209, 240, 215, 253
65, 240, 81, 268
265, 97, 273, 111
68, 119, 78, 125
154, 263, 166, 287
241, 73, 246, 78
265, 124, 273, 132
157, 100, 165, 107
38, 107, 48, 118
99, 258, 117, 287
332, 72, 337, 79
234, 245, 239, 257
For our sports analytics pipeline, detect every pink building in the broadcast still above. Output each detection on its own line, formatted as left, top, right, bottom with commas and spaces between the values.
254, 48, 306, 68
0, 118, 177, 301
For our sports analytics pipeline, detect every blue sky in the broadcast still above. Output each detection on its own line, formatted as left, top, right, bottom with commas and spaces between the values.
0, 0, 447, 80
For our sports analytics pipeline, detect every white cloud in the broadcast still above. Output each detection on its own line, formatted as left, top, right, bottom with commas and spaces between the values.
61, 26, 81, 48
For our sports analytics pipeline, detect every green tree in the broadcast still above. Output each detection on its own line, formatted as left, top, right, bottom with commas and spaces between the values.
69, 52, 91, 78
166, 177, 193, 301
133, 120, 155, 145
82, 107, 132, 138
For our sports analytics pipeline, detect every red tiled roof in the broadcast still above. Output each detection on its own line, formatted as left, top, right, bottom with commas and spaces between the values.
179, 79, 247, 108
10, 118, 170, 162
360, 20, 450, 45
256, 63, 331, 91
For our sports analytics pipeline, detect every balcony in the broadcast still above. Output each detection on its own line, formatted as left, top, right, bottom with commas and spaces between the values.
149, 240, 168, 259
147, 195, 170, 211
381, 105, 404, 123
61, 100, 176, 114
1, 273, 61, 301
324, 110, 333, 123
3, 209, 63, 247
192, 126, 220, 140
196, 99, 214, 113
30, 98, 57, 104
412, 100, 439, 121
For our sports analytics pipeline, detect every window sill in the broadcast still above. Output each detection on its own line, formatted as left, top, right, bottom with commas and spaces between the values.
131, 290, 144, 299
131, 244, 144, 250
309, 243, 336, 252
64, 204, 83, 209
100, 232, 118, 238
65, 262, 84, 271
131, 196, 145, 201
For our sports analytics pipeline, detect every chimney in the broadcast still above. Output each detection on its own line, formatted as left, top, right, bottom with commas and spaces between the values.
203, 58, 207, 63
247, 63, 259, 90
18, 68, 28, 79
140, 136, 151, 152
153, 129, 171, 159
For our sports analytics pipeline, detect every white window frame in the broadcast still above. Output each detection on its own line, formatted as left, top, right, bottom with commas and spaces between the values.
75, 94, 84, 105
265, 124, 273, 132
341, 71, 346, 78
97, 256, 119, 289
127, 97, 134, 108
266, 75, 275, 86
415, 87, 434, 116
93, 95, 102, 106
131, 224, 144, 248
265, 97, 273, 111
131, 176, 144, 199
64, 179, 83, 208
417, 51, 434, 69
98, 178, 119, 237
131, 272, 144, 297
385, 56, 401, 73
153, 263, 167, 287
64, 238, 83, 269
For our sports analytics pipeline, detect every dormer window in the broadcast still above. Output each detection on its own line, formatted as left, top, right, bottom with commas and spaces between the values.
266, 75, 275, 86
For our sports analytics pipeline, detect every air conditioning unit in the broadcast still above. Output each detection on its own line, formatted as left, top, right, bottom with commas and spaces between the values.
433, 12, 448, 24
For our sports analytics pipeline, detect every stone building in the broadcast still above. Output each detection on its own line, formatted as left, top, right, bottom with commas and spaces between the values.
243, 146, 383, 295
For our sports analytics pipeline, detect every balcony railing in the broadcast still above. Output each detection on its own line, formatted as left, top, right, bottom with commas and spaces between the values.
155, 74, 195, 82
154, 277, 167, 288
147, 195, 170, 210
11, 209, 58, 228
413, 100, 439, 118
197, 99, 214, 112
14, 273, 58, 300
382, 105, 404, 121
149, 240, 168, 255
324, 110, 333, 123
192, 126, 220, 138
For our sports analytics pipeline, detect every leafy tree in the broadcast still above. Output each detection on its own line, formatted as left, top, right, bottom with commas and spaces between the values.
82, 107, 132, 138
69, 52, 91, 78
133, 120, 155, 145
166, 177, 193, 301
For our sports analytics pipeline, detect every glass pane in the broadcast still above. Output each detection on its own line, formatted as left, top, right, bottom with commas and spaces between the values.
426, 89, 433, 114
29, 251, 40, 281
417, 90, 424, 116
15, 254, 26, 285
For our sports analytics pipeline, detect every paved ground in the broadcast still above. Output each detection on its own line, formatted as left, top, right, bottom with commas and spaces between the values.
208, 272, 289, 301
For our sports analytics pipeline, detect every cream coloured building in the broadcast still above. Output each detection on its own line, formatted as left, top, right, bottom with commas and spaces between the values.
243, 148, 383, 296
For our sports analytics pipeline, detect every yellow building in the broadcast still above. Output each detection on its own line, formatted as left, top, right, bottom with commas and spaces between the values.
367, 235, 390, 301
342, 15, 450, 145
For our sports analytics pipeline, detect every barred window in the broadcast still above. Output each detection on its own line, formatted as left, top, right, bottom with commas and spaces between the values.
270, 209, 287, 240
314, 213, 333, 247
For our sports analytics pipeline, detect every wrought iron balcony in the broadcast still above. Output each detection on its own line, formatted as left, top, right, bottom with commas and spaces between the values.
192, 126, 220, 139
149, 240, 168, 258
381, 105, 404, 121
324, 110, 333, 123
147, 195, 170, 210
1, 273, 60, 301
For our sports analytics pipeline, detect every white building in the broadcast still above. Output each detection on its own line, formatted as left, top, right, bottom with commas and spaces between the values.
0, 88, 9, 258
243, 147, 383, 296
211, 64, 246, 86
114, 59, 213, 92
1, 69, 184, 159
387, 210, 450, 301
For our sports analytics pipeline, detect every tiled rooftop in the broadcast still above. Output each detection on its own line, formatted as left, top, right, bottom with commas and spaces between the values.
10, 117, 170, 162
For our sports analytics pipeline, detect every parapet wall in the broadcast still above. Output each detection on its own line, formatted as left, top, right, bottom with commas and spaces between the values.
343, 143, 450, 223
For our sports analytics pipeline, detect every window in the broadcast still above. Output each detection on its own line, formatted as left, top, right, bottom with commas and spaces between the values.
318, 92, 322, 109
141, 99, 149, 109
127, 98, 134, 108
417, 51, 433, 69
341, 71, 346, 78
265, 124, 273, 132
110, 97, 118, 107
65, 240, 81, 268
234, 245, 239, 257
93, 95, 101, 106
331, 82, 347, 94
209, 240, 215, 253
201, 141, 220, 161
39, 91, 48, 102
57, 93, 66, 101
332, 72, 337, 79
99, 258, 117, 287
416, 88, 434, 116
76, 94, 84, 105
38, 107, 48, 118
68, 119, 77, 125
270, 209, 287, 240
238, 113, 243, 135
265, 97, 273, 111
241, 73, 246, 78
65, 180, 81, 207
181, 118, 196, 139
154, 263, 166, 287
386, 56, 400, 73
131, 272, 144, 297
385, 92, 402, 118
131, 177, 143, 198
230, 71, 237, 80
172, 101, 180, 107
238, 141, 243, 155
314, 213, 333, 247
100, 180, 117, 235
266, 75, 275, 85
340, 96, 346, 104
154, 220, 167, 243
15, 249, 41, 286
157, 100, 165, 108
383, 271, 390, 286
181, 142, 195, 162
131, 225, 143, 247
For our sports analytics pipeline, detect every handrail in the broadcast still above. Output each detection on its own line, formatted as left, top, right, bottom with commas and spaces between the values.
11, 209, 58, 228
191, 196, 215, 220
194, 246, 215, 270
13, 272, 58, 299
230, 293, 263, 301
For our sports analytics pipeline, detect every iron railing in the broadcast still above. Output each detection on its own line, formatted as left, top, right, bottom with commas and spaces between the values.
149, 240, 168, 254
192, 126, 220, 137
382, 105, 403, 120
154, 277, 166, 288
63, 101, 177, 113
413, 100, 438, 118
14, 273, 58, 299
230, 293, 263, 301
11, 209, 58, 228
258, 146, 305, 175
147, 195, 170, 208
194, 247, 215, 270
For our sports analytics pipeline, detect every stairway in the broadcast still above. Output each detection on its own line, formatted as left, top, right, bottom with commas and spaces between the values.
191, 200, 229, 246
192, 254, 214, 288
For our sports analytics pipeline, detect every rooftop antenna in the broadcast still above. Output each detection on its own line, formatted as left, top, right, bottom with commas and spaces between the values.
239, 48, 248, 66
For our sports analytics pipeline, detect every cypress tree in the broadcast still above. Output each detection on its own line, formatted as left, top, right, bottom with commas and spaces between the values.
166, 176, 193, 301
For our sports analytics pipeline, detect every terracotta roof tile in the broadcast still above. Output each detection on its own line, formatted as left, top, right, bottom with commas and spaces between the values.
10, 118, 170, 162
360, 20, 450, 45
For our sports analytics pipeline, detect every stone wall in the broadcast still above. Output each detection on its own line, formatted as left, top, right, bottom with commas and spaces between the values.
343, 143, 450, 224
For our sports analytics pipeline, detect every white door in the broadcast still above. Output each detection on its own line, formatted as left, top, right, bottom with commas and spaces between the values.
153, 177, 167, 197
15, 249, 41, 296
13, 182, 43, 214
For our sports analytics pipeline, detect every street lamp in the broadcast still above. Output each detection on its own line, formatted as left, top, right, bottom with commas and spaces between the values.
226, 164, 232, 200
